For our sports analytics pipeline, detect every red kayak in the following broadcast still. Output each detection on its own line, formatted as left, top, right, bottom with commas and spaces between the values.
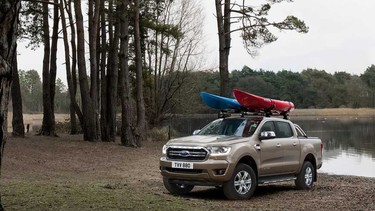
232, 89, 295, 113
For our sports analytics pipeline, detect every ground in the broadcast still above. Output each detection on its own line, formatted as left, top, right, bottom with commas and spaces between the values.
1, 134, 374, 210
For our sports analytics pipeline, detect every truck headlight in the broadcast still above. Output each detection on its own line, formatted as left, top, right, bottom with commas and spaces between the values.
162, 145, 168, 155
207, 146, 231, 155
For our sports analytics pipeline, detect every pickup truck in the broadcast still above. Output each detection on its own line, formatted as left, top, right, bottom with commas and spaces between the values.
160, 115, 323, 199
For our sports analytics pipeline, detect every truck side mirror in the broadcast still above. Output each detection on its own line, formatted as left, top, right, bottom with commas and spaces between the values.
193, 129, 201, 135
259, 131, 276, 140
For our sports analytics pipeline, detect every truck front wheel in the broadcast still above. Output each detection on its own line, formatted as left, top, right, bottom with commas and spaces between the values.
163, 177, 194, 195
223, 163, 257, 200
295, 161, 315, 189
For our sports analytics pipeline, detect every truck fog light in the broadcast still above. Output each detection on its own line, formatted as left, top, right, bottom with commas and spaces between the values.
215, 169, 226, 175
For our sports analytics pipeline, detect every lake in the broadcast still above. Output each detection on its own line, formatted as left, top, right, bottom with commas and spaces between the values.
295, 117, 375, 178
167, 115, 375, 178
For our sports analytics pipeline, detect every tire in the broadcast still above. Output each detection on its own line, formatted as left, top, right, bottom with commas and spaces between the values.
295, 161, 315, 190
163, 177, 194, 195
223, 163, 257, 200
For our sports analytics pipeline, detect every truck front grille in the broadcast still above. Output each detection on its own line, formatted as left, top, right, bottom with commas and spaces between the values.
167, 147, 208, 161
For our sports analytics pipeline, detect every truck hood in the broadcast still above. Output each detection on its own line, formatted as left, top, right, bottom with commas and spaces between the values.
167, 135, 243, 146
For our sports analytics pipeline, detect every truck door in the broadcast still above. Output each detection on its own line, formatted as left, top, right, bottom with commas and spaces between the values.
274, 121, 300, 173
258, 121, 285, 176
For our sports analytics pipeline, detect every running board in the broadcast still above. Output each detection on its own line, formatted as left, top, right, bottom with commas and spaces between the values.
258, 175, 296, 184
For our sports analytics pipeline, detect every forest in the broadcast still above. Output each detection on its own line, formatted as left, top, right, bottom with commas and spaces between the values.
16, 64, 375, 115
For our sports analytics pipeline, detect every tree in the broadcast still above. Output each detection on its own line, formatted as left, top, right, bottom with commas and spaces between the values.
11, 51, 25, 137
74, 0, 99, 141
144, 0, 204, 126
0, 0, 21, 209
132, 0, 146, 147
214, 0, 308, 97
60, 0, 82, 133
88, 0, 101, 138
118, 0, 136, 146
101, 0, 120, 142
19, 70, 43, 112
39, 0, 59, 136
360, 65, 375, 107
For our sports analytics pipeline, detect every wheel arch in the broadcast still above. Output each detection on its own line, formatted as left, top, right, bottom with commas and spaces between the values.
237, 155, 258, 179
304, 153, 317, 181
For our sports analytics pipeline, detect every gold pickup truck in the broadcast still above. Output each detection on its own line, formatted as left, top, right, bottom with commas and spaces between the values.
160, 116, 323, 199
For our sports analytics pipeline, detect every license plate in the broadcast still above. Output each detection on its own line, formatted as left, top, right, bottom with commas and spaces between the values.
172, 161, 193, 169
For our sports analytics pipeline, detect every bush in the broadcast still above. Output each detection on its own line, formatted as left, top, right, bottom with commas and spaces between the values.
147, 126, 179, 142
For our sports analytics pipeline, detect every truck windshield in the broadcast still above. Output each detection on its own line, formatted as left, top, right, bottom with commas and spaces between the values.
197, 118, 247, 137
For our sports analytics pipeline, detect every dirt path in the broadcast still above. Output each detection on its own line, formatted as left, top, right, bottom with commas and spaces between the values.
1, 134, 374, 210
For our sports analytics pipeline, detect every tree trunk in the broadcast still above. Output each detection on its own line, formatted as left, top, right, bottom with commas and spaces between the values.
48, 0, 59, 136
118, 0, 135, 146
88, 0, 101, 139
40, 0, 54, 135
215, 0, 231, 97
99, 0, 108, 141
106, 3, 120, 142
0, 1, 20, 208
65, 0, 80, 133
74, 0, 98, 141
60, 0, 83, 134
101, 0, 114, 141
133, 0, 145, 147
11, 51, 25, 137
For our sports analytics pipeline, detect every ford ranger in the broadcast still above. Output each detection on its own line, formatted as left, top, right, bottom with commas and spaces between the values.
160, 115, 323, 199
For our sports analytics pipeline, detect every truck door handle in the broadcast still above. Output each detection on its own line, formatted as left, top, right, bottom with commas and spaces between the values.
276, 143, 281, 148
254, 144, 261, 151
293, 142, 297, 146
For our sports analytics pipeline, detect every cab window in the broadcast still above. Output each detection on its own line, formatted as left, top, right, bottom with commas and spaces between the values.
260, 121, 276, 133
275, 121, 293, 138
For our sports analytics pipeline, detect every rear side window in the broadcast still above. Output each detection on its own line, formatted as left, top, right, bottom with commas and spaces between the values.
294, 124, 307, 137
275, 121, 293, 138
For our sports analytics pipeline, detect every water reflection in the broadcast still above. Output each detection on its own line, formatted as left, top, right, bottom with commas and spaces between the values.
168, 115, 375, 178
294, 117, 375, 178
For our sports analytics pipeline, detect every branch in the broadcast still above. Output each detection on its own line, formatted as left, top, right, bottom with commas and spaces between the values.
22, 0, 61, 6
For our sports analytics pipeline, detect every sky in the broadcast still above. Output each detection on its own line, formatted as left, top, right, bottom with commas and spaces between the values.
17, 0, 375, 84
200, 0, 375, 75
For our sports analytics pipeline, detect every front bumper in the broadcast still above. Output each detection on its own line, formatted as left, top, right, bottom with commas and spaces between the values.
160, 157, 233, 184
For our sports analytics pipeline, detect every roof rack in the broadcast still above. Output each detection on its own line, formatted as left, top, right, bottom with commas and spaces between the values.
218, 109, 290, 120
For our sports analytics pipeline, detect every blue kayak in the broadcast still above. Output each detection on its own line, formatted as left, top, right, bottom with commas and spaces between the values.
200, 92, 242, 110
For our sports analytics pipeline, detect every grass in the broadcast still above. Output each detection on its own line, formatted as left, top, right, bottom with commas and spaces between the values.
1, 180, 207, 211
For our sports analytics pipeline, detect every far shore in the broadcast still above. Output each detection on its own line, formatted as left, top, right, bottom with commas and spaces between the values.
290, 108, 375, 117
6, 108, 375, 131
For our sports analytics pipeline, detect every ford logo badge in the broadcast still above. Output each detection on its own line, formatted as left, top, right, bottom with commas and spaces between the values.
179, 150, 190, 157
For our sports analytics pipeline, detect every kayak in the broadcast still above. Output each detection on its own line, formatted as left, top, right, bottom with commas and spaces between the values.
200, 92, 243, 110
232, 89, 294, 113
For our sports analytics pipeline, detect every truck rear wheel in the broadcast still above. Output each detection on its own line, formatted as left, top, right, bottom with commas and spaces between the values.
223, 163, 257, 200
163, 177, 194, 195
295, 161, 315, 189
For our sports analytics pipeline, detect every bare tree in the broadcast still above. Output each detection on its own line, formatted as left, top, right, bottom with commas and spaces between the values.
145, 0, 204, 126
0, 0, 21, 208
